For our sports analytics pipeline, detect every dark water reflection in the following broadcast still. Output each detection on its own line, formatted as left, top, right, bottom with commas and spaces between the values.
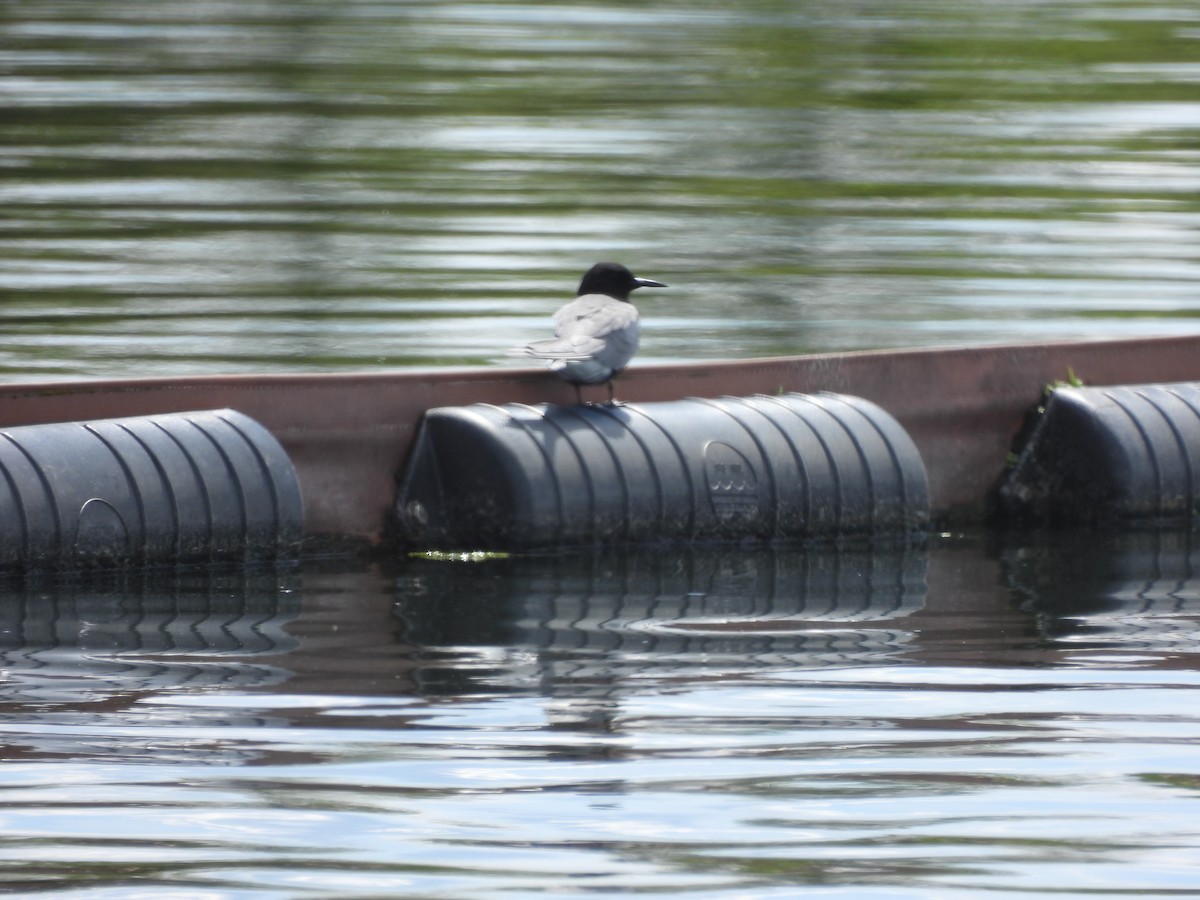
1005, 530, 1200, 660
2, 1, 1200, 380
396, 547, 930, 703
2, 535, 1200, 895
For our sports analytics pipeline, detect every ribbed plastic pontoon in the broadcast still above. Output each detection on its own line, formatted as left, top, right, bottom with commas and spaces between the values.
1001, 382, 1200, 525
0, 408, 303, 569
395, 393, 929, 549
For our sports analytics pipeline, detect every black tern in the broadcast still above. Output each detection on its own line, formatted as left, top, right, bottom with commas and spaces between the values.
512, 262, 668, 404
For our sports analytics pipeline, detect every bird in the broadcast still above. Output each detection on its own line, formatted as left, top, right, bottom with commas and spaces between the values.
511, 262, 668, 404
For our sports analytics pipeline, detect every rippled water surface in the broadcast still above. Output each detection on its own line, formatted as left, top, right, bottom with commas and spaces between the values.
2, 0, 1199, 379
5, 2, 1200, 897
4, 534, 1200, 897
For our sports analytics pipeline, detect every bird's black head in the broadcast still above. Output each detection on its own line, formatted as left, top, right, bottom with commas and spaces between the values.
577, 262, 668, 301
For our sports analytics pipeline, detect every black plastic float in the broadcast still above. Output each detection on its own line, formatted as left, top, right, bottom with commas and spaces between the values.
0, 409, 303, 569
9, 378, 1197, 570
394, 393, 931, 549
1000, 382, 1200, 525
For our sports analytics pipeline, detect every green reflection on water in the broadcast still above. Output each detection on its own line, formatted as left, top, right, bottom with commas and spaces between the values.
1, 1, 1198, 379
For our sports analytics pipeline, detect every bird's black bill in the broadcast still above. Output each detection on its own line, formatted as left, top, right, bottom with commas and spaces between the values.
634, 278, 668, 289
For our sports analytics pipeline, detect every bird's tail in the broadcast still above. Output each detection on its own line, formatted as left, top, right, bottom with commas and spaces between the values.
508, 338, 595, 361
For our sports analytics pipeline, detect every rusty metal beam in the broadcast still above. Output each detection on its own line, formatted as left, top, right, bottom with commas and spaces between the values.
0, 334, 1196, 543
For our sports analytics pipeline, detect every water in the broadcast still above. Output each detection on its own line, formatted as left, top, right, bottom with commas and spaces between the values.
4, 533, 1200, 897
4, 1, 1200, 895
2, 1, 1199, 380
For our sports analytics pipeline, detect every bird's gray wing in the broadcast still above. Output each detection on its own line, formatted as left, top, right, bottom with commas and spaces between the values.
552, 294, 638, 340
514, 333, 606, 361
509, 294, 639, 364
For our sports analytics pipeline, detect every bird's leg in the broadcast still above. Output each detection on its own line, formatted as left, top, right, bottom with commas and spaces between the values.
573, 383, 583, 405
606, 379, 623, 406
